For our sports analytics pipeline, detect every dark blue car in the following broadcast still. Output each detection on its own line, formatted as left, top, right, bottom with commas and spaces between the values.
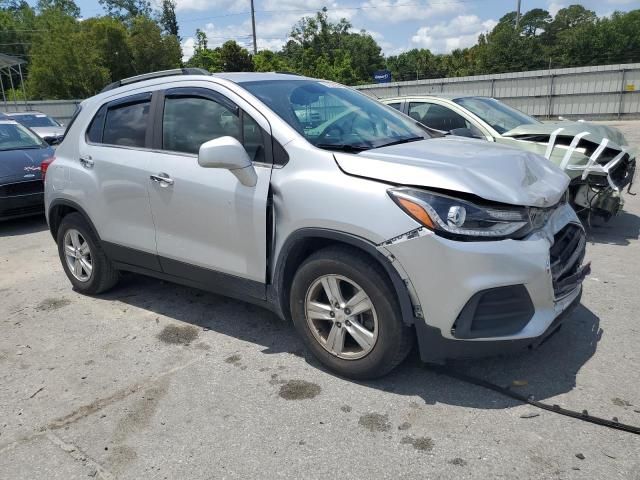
0, 119, 54, 221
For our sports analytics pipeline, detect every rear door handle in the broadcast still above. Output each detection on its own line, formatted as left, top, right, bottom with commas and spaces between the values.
79, 156, 94, 168
150, 173, 174, 186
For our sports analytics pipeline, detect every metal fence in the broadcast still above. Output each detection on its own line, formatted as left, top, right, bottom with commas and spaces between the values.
3, 63, 640, 122
354, 63, 640, 119
1, 99, 81, 124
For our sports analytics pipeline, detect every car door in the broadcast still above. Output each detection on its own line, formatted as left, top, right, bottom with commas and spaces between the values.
146, 86, 272, 299
80, 93, 160, 270
407, 101, 487, 139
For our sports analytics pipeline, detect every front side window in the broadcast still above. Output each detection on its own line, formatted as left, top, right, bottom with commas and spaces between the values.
162, 95, 264, 162
240, 79, 429, 152
103, 100, 150, 148
453, 97, 539, 134
0, 122, 46, 151
408, 102, 470, 132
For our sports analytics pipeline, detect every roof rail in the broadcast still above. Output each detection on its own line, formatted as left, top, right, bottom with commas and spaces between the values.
100, 68, 211, 93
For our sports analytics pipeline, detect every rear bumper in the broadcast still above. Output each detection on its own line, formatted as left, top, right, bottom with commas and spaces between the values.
0, 193, 44, 220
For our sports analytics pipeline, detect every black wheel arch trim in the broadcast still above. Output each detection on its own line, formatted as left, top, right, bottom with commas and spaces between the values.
269, 227, 417, 326
48, 199, 101, 241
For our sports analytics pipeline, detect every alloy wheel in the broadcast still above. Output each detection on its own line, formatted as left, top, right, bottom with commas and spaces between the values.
63, 228, 93, 282
304, 274, 379, 360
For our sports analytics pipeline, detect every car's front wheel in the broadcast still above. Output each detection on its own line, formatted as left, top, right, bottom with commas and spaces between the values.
290, 246, 413, 379
56, 213, 119, 294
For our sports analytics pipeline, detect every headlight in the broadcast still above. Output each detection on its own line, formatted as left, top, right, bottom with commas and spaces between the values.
388, 187, 530, 241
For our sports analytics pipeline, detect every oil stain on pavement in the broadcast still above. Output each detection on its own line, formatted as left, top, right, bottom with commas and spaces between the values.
358, 413, 391, 432
36, 297, 71, 311
278, 380, 321, 400
401, 436, 434, 452
157, 324, 199, 345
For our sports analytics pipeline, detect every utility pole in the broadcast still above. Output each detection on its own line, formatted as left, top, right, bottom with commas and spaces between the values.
515, 0, 521, 29
250, 0, 257, 54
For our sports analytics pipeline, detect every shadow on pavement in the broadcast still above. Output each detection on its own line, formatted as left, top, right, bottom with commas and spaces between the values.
108, 273, 602, 411
584, 209, 640, 246
0, 215, 47, 238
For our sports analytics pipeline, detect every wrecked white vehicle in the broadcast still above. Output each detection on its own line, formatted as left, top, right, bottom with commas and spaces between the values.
383, 95, 637, 220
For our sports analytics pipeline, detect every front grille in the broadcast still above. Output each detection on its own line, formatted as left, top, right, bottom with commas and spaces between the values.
0, 180, 44, 198
550, 224, 586, 298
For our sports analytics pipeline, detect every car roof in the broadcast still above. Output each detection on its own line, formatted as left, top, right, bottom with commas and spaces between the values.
383, 94, 491, 102
211, 72, 312, 83
6, 111, 47, 116
0, 119, 20, 125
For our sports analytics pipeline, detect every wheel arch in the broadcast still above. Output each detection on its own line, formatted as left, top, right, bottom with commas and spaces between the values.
48, 199, 101, 242
270, 228, 416, 326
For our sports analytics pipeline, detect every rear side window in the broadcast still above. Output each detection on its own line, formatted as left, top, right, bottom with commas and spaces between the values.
387, 102, 402, 111
103, 99, 150, 147
408, 102, 469, 131
86, 105, 106, 143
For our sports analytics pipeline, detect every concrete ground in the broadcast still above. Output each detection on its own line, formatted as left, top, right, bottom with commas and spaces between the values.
1, 122, 639, 480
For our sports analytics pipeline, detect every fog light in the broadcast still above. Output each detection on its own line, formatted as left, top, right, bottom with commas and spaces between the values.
447, 205, 466, 227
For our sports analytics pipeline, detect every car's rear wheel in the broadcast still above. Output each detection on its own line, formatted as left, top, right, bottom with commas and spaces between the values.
56, 213, 119, 294
290, 246, 413, 379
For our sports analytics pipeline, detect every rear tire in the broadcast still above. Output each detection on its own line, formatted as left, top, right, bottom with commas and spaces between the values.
57, 213, 119, 294
290, 246, 413, 379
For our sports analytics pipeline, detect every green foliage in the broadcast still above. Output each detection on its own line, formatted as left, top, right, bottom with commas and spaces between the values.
1, 2, 639, 99
159, 0, 178, 38
281, 8, 383, 83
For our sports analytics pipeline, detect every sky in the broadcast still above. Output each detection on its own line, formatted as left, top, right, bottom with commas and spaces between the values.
68, 0, 639, 60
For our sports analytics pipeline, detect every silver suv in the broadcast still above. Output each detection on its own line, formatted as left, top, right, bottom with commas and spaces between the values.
44, 69, 589, 379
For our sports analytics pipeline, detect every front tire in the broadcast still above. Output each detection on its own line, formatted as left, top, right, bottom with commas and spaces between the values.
290, 246, 413, 379
57, 213, 119, 294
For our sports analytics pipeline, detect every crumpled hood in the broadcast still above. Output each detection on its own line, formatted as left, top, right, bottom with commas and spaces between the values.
334, 137, 570, 208
504, 121, 628, 148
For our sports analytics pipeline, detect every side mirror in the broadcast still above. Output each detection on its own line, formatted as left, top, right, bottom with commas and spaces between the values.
45, 137, 61, 146
449, 127, 484, 139
198, 136, 257, 187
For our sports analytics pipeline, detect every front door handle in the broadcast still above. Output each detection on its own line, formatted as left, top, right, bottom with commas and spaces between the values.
79, 156, 94, 168
150, 173, 174, 186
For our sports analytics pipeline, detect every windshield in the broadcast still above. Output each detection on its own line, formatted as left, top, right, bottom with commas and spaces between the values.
12, 113, 60, 128
240, 79, 429, 151
0, 122, 46, 151
453, 97, 539, 134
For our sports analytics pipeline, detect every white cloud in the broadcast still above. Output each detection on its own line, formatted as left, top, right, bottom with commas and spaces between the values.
411, 15, 497, 53
548, 2, 564, 16
361, 0, 458, 23
174, 0, 247, 12
181, 37, 196, 61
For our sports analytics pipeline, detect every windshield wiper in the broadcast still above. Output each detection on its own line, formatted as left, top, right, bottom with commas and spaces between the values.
314, 143, 370, 153
374, 136, 425, 149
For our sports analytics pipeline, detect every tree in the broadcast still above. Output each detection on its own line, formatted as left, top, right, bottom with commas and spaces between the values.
253, 50, 289, 72
159, 0, 178, 38
36, 0, 80, 17
98, 0, 151, 21
520, 8, 551, 37
282, 8, 383, 83
128, 16, 181, 73
218, 40, 253, 72
27, 10, 109, 98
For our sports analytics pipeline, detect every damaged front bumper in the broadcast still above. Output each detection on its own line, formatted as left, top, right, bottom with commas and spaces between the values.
378, 202, 588, 363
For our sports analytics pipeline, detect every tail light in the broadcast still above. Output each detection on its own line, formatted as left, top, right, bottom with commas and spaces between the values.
41, 156, 56, 182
